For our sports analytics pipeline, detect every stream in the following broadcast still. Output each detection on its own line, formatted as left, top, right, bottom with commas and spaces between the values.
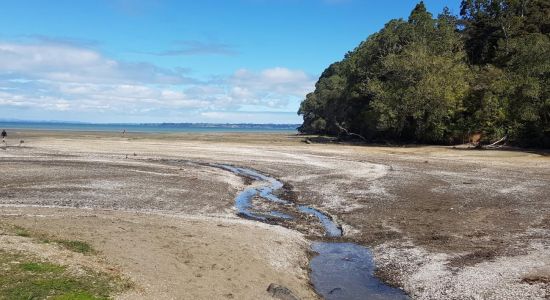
217, 164, 409, 300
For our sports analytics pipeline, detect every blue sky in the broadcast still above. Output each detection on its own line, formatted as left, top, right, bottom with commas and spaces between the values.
0, 0, 460, 123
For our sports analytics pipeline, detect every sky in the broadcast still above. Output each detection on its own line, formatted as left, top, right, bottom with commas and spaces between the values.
0, 0, 460, 124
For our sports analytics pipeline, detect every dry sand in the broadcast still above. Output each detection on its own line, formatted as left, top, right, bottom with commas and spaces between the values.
1, 130, 549, 299
0, 207, 314, 300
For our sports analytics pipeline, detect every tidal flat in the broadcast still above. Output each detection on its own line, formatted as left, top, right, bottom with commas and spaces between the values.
1, 130, 549, 299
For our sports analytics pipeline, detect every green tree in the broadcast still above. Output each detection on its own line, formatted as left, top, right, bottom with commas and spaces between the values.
367, 3, 471, 142
298, 0, 550, 147
461, 0, 550, 146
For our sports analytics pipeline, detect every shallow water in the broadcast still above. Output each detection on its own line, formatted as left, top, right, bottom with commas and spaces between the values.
219, 164, 409, 300
217, 164, 289, 221
297, 205, 342, 237
311, 242, 409, 300
234, 188, 266, 220
0, 121, 298, 133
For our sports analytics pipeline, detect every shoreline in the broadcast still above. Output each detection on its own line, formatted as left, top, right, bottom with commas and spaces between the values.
0, 122, 299, 135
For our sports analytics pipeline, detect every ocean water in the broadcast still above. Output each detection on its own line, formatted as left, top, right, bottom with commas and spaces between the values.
0, 121, 299, 133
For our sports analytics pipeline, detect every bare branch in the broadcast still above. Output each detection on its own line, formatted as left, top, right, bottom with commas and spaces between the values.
335, 122, 367, 141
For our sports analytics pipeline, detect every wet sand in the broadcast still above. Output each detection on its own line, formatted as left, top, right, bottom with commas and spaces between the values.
1, 130, 549, 299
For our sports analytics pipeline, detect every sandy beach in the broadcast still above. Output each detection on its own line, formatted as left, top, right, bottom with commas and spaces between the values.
1, 130, 549, 299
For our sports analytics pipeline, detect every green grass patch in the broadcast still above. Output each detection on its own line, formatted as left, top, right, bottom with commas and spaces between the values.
0, 250, 130, 300
56, 240, 95, 255
51, 291, 106, 300
4, 224, 96, 255
13, 226, 30, 237
21, 262, 65, 273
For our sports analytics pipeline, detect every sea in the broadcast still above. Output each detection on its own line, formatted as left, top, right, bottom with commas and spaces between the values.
0, 121, 300, 134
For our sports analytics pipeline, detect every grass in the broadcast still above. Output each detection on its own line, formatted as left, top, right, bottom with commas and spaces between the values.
0, 223, 131, 298
55, 240, 95, 255
7, 223, 96, 255
0, 250, 130, 300
21, 261, 66, 273
51, 292, 105, 300
13, 226, 30, 237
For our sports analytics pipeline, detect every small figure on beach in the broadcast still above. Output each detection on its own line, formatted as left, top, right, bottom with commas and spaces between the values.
122, 129, 126, 136
1, 130, 6, 143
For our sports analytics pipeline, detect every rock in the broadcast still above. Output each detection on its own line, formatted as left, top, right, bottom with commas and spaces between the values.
267, 283, 299, 300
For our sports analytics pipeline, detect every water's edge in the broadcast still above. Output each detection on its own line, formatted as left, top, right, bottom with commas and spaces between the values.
215, 163, 409, 300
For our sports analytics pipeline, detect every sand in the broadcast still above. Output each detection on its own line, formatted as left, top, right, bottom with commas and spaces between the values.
1, 130, 549, 299
0, 207, 315, 300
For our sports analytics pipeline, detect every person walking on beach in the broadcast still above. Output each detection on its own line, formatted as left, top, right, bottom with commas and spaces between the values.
1, 130, 6, 143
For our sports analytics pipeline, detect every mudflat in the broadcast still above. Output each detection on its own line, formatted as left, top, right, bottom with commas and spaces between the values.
1, 130, 549, 299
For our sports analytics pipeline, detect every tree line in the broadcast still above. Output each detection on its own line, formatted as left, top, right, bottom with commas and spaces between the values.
298, 0, 549, 147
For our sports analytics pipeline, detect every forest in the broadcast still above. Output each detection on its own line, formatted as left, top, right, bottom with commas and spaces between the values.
298, 0, 549, 147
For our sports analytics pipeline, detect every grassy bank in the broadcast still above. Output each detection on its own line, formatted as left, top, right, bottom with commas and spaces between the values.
0, 250, 129, 300
0, 224, 130, 299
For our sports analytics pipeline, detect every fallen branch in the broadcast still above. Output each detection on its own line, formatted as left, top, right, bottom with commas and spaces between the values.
485, 135, 508, 149
335, 123, 367, 141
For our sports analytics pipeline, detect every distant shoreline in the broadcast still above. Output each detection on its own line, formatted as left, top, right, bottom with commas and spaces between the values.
0, 121, 299, 134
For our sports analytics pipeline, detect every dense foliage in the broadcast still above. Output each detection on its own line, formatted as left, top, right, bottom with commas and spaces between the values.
298, 0, 550, 147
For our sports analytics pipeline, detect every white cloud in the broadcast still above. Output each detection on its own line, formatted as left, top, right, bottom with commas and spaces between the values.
0, 39, 315, 122
0, 42, 191, 85
225, 67, 314, 108
199, 111, 301, 124
232, 67, 312, 94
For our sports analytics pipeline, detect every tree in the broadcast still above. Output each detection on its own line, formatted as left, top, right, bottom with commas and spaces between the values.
298, 1, 550, 147
367, 4, 471, 142
461, 0, 550, 146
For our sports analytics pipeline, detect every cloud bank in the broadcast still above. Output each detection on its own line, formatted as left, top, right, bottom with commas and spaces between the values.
0, 39, 314, 123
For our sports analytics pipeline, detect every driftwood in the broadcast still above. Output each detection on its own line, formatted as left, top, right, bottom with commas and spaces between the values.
335, 123, 367, 141
485, 135, 508, 149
